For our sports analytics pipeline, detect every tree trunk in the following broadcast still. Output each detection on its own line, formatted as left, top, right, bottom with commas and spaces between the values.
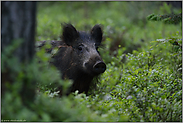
1, 1, 37, 106
1, 1, 36, 62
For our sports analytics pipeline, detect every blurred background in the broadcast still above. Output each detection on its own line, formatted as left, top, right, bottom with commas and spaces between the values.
36, 1, 182, 62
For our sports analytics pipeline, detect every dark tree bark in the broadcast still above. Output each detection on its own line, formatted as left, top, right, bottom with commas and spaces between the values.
1, 1, 36, 62
1, 1, 37, 106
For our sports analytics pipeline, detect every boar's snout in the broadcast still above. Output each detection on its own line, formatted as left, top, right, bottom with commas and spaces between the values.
93, 61, 106, 74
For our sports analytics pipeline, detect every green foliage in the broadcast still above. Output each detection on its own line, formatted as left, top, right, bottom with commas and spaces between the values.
2, 1, 182, 122
98, 33, 182, 122
147, 13, 182, 25
147, 2, 182, 25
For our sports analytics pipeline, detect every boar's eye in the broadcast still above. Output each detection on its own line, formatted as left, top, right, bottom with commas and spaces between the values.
77, 46, 83, 52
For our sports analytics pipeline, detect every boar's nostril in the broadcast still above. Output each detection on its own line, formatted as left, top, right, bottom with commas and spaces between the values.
93, 61, 106, 74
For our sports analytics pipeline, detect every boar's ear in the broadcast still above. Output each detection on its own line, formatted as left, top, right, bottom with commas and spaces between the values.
91, 24, 103, 45
62, 23, 79, 46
